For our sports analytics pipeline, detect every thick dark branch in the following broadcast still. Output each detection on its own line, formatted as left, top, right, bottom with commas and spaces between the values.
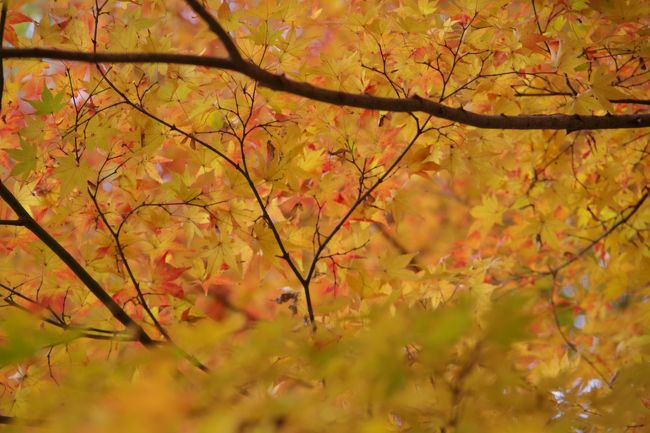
183, 0, 242, 62
3, 48, 650, 131
0, 218, 25, 226
235, 63, 650, 131
0, 0, 7, 112
0, 181, 155, 346
2, 48, 234, 68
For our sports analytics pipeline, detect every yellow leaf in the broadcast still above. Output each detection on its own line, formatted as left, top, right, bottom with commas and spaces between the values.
470, 195, 504, 235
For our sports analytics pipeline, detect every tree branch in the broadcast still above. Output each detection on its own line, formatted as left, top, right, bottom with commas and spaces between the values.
2, 48, 650, 131
183, 0, 242, 62
549, 276, 613, 387
1, 285, 139, 342
0, 0, 8, 113
0, 218, 24, 225
547, 189, 649, 275
303, 121, 429, 291
87, 186, 171, 340
0, 180, 155, 346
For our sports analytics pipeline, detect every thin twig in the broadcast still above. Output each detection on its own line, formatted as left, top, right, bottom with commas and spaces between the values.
546, 190, 649, 275
549, 276, 613, 388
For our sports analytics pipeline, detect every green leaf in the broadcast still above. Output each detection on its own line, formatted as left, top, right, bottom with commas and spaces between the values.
207, 111, 224, 130
485, 294, 533, 346
0, 311, 80, 367
55, 155, 95, 196
27, 85, 66, 115
7, 137, 37, 177
417, 300, 473, 354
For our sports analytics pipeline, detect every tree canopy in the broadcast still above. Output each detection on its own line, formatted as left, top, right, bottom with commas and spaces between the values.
0, 0, 649, 431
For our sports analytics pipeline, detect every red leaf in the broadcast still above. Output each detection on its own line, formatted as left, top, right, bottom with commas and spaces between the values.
7, 12, 33, 25
154, 251, 190, 296
155, 251, 190, 281
2, 12, 34, 46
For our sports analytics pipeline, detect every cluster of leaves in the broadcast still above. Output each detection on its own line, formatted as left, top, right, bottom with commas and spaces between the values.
0, 0, 648, 431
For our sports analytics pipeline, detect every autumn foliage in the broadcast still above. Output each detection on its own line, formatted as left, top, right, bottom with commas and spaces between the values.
0, 0, 649, 431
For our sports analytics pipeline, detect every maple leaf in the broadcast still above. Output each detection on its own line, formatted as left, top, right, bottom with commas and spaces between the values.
153, 251, 190, 297
2, 11, 33, 46
589, 66, 630, 113
0, 1, 648, 430
54, 155, 95, 195
6, 137, 37, 178
469, 195, 504, 236
26, 85, 66, 115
